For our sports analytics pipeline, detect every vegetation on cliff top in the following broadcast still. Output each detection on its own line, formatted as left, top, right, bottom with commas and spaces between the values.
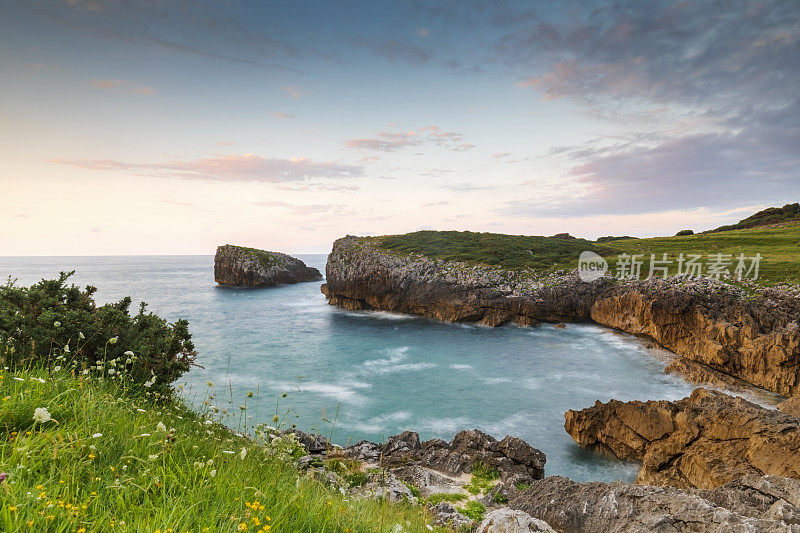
376, 217, 800, 284
706, 203, 800, 233
220, 244, 282, 270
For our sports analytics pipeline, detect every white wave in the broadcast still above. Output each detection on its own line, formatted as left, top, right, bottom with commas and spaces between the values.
265, 379, 370, 405
364, 346, 409, 367
344, 411, 412, 433
449, 363, 473, 370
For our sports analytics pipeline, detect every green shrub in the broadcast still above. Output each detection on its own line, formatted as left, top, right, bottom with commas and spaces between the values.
425, 492, 467, 505
0, 272, 196, 395
459, 500, 486, 521
675, 229, 694, 236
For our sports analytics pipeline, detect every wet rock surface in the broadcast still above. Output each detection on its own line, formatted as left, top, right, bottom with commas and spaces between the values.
565, 387, 800, 489
214, 244, 321, 287
510, 475, 800, 532
322, 235, 800, 396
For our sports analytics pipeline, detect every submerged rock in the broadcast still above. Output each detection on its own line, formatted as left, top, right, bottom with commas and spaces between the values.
510, 475, 800, 532
565, 388, 800, 489
214, 244, 321, 287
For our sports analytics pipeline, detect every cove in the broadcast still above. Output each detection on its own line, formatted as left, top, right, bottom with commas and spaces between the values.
0, 254, 698, 482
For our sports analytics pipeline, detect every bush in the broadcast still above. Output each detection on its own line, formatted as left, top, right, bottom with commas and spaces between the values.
675, 229, 694, 236
0, 272, 196, 394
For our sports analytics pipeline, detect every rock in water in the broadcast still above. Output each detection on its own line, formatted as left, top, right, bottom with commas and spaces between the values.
214, 244, 322, 287
565, 388, 800, 489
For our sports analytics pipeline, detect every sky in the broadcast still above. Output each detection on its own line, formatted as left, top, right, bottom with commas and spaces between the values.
1, 0, 798, 255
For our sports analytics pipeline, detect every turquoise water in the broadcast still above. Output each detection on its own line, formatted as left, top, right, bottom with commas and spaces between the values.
0, 254, 696, 482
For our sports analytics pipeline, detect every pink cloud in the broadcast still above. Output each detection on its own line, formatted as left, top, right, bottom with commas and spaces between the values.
53, 153, 364, 182
90, 79, 154, 95
346, 125, 474, 152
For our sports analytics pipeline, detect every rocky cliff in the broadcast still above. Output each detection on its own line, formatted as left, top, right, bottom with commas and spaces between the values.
215, 244, 322, 287
292, 425, 800, 531
322, 235, 800, 396
564, 388, 800, 489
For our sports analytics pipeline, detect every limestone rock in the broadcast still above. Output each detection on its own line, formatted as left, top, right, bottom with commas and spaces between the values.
214, 244, 321, 287
322, 235, 800, 396
429, 502, 473, 529
779, 397, 800, 418
477, 508, 555, 532
565, 388, 800, 489
510, 475, 800, 532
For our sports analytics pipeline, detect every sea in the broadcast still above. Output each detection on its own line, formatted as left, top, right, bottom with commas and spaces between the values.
0, 254, 699, 482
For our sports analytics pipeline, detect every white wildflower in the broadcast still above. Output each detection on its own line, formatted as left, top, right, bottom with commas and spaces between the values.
139, 433, 150, 437
156, 422, 167, 432
108, 369, 115, 376
33, 407, 51, 423
148, 454, 159, 461
124, 350, 134, 357
53, 366, 61, 372
78, 332, 85, 339
109, 337, 118, 345
63, 345, 70, 353
240, 447, 247, 460
136, 408, 146, 413
209, 469, 216, 477
92, 433, 102, 438
204, 419, 213, 426
53, 321, 61, 327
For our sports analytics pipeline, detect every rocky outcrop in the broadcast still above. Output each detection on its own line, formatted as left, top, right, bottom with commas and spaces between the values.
322, 235, 800, 396
214, 244, 321, 287
477, 508, 555, 532
565, 388, 800, 489
510, 474, 800, 532
345, 429, 546, 487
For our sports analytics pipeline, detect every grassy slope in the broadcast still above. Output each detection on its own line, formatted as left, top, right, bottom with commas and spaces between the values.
0, 368, 441, 533
377, 223, 800, 284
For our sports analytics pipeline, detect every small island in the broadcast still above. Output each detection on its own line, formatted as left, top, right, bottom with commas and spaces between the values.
214, 244, 322, 287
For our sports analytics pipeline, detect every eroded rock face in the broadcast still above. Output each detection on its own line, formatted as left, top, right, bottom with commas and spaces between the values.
322, 235, 800, 396
565, 388, 800, 489
510, 475, 800, 533
214, 244, 321, 287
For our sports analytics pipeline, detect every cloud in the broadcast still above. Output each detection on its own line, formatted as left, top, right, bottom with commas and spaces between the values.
493, 152, 510, 159
90, 79, 154, 94
503, 126, 800, 217
283, 86, 306, 99
254, 200, 336, 215
439, 183, 495, 192
53, 153, 365, 183
346, 125, 474, 152
271, 111, 296, 118
217, 141, 234, 146
275, 183, 358, 192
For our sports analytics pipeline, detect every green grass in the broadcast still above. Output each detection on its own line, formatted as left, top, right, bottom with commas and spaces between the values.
0, 367, 444, 532
377, 230, 614, 270
462, 463, 499, 496
375, 222, 800, 285
227, 245, 282, 270
423, 493, 466, 506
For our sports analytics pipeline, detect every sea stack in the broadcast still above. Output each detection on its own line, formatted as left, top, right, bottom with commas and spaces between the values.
214, 244, 322, 287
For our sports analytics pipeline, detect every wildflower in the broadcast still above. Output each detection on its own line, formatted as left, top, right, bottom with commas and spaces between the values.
204, 419, 213, 425
139, 433, 151, 437
92, 433, 102, 438
124, 350, 134, 357
109, 337, 118, 344
238, 523, 248, 531
54, 321, 61, 327
8, 506, 16, 511
53, 366, 61, 372
240, 447, 247, 460
79, 332, 85, 339
246, 391, 254, 398
0, 472, 6, 482
148, 454, 159, 461
209, 469, 216, 477
64, 345, 70, 353
33, 407, 51, 423
108, 369, 115, 376
156, 422, 167, 432
206, 380, 214, 387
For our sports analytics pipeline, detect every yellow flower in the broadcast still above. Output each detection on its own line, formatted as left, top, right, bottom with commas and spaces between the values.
78, 529, 86, 533
237, 523, 249, 531
8, 506, 16, 511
